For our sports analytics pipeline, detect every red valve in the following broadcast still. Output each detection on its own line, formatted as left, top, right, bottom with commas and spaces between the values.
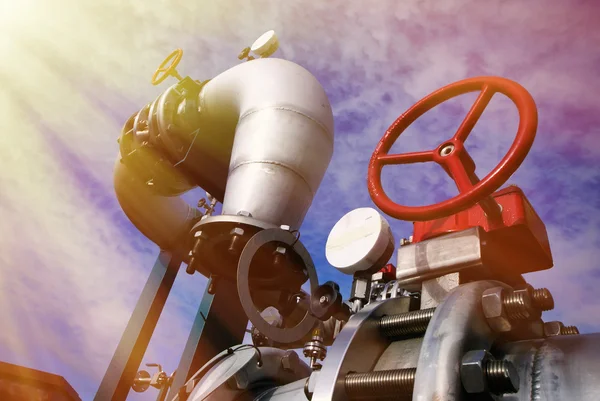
368, 77, 537, 221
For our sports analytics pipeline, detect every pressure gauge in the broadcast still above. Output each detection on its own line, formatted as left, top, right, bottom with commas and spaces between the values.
325, 208, 395, 275
250, 30, 279, 58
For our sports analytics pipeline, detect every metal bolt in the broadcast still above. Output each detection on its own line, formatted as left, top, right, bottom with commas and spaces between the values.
345, 368, 416, 400
460, 350, 519, 395
439, 143, 455, 157
544, 321, 564, 337
482, 287, 513, 332
274, 246, 286, 255
280, 224, 291, 231
237, 210, 252, 218
531, 287, 554, 311
281, 351, 299, 372
503, 288, 538, 320
228, 228, 245, 253
379, 308, 436, 337
561, 325, 580, 335
230, 227, 245, 236
485, 360, 520, 395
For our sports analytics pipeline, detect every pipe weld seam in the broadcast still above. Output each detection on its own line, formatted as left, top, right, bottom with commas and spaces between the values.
239, 106, 333, 141
229, 159, 315, 196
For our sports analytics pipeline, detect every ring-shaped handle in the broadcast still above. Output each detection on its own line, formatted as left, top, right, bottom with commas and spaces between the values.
368, 76, 537, 221
151, 49, 183, 85
237, 228, 318, 344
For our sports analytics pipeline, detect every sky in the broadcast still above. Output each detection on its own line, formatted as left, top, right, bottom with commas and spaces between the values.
0, 0, 599, 399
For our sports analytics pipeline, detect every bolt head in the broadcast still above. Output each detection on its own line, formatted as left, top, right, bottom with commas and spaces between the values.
460, 350, 493, 394
193, 230, 204, 238
482, 287, 512, 332
237, 210, 252, 218
274, 246, 287, 255
230, 227, 245, 236
281, 351, 299, 372
280, 224, 291, 231
544, 321, 564, 337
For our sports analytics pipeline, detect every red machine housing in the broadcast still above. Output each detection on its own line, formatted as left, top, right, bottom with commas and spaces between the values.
413, 185, 553, 274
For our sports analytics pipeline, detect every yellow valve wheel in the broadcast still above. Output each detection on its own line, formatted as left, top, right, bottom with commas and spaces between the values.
151, 49, 184, 85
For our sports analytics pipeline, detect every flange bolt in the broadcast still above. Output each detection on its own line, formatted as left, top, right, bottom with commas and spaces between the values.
461, 350, 519, 395
531, 287, 554, 311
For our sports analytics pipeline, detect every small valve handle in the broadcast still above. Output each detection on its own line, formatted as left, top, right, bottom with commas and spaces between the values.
151, 49, 184, 85
310, 281, 350, 322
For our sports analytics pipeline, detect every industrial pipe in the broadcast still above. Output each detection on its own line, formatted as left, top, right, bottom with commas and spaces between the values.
114, 58, 334, 254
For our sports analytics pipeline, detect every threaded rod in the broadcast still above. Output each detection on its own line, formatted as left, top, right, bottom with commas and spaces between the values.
502, 291, 530, 320
561, 325, 579, 335
532, 288, 554, 311
345, 368, 416, 399
379, 308, 436, 337
485, 360, 519, 394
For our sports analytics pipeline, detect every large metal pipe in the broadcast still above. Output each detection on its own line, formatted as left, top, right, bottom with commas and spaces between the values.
114, 58, 334, 253
496, 333, 600, 401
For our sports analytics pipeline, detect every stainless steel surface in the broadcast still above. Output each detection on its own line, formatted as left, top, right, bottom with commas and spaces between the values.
374, 338, 423, 371
206, 58, 334, 230
413, 281, 503, 401
192, 214, 278, 231
114, 57, 333, 253
379, 308, 435, 338
396, 227, 485, 289
344, 368, 416, 399
498, 333, 600, 401
311, 296, 413, 401
420, 273, 459, 308
188, 347, 310, 401
254, 378, 311, 401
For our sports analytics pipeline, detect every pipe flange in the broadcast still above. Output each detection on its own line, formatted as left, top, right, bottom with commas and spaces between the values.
237, 228, 318, 344
413, 281, 508, 401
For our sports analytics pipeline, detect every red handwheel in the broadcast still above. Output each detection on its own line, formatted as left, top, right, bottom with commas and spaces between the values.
368, 77, 538, 221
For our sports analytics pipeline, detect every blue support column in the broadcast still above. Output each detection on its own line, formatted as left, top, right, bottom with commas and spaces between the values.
94, 251, 181, 401
167, 277, 248, 399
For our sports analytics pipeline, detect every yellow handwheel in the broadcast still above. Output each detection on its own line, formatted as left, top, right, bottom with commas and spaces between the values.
151, 49, 184, 85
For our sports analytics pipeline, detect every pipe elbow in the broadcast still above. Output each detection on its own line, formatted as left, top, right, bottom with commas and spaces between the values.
114, 57, 334, 253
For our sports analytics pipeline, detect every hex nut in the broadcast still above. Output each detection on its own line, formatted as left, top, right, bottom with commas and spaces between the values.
281, 350, 300, 372
280, 224, 291, 231
460, 350, 493, 394
230, 227, 245, 236
482, 287, 512, 332
544, 321, 564, 337
237, 210, 253, 217
274, 246, 287, 255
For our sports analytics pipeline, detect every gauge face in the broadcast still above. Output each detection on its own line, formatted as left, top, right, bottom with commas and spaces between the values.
325, 207, 394, 275
250, 30, 279, 56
